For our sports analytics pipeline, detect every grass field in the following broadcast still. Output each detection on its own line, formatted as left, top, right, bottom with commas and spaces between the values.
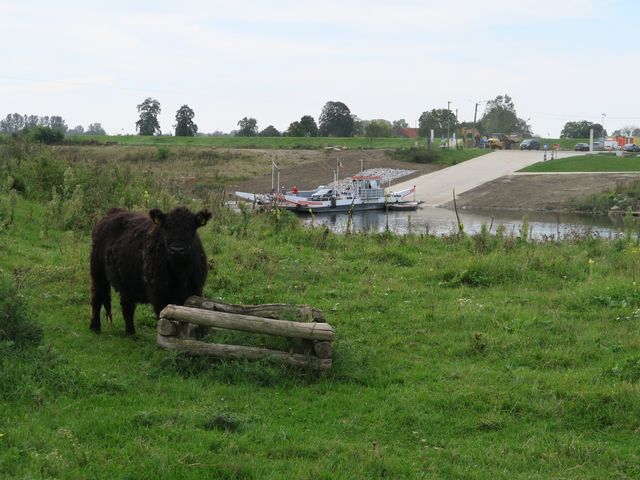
521, 154, 640, 173
62, 134, 590, 151
3, 144, 640, 478
69, 134, 426, 149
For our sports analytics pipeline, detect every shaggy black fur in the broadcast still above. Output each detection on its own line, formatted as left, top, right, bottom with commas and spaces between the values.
90, 207, 212, 335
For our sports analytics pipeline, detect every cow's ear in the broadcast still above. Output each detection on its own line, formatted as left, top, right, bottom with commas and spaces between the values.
195, 209, 212, 227
149, 209, 166, 225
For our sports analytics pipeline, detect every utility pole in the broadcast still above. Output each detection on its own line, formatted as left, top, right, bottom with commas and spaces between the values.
473, 100, 491, 129
446, 101, 452, 148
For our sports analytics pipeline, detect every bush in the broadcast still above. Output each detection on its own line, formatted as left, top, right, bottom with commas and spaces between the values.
0, 275, 43, 348
391, 147, 440, 164
29, 126, 64, 145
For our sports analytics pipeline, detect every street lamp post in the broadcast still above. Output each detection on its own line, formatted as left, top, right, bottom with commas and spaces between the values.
601, 113, 606, 141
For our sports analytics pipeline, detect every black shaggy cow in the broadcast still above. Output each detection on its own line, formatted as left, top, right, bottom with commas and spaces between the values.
90, 207, 212, 335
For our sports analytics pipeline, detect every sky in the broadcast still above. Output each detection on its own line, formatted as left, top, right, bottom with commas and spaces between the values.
1, 0, 639, 137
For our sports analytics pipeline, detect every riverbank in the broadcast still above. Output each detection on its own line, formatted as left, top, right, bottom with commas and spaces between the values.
444, 173, 640, 212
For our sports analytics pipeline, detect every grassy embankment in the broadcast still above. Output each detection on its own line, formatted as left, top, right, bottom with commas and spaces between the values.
521, 154, 640, 213
43, 142, 486, 196
3, 143, 640, 478
521, 154, 640, 173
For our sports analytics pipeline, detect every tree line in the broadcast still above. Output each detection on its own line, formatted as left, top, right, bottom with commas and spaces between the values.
11, 94, 627, 140
135, 95, 537, 139
0, 113, 105, 136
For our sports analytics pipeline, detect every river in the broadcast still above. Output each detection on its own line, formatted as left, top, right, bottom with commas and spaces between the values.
300, 206, 627, 239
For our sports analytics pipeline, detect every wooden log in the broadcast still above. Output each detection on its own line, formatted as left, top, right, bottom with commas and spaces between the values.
313, 341, 333, 359
157, 318, 177, 336
184, 296, 326, 323
157, 334, 332, 370
160, 305, 334, 341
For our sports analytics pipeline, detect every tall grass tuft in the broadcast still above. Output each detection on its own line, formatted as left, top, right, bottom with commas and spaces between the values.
0, 275, 42, 348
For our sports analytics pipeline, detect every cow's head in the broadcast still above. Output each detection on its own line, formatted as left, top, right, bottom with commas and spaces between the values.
149, 207, 212, 258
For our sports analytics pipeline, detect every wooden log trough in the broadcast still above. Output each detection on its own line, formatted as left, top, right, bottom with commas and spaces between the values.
156, 296, 335, 370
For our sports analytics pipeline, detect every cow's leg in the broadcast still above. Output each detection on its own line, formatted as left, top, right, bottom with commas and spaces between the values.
90, 265, 110, 334
120, 298, 136, 336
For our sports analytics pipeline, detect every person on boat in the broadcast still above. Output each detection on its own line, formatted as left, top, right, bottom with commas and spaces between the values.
292, 185, 298, 195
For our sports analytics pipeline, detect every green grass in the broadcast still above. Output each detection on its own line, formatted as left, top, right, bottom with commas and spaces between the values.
3, 194, 640, 478
520, 154, 640, 173
538, 138, 590, 151
3, 146, 640, 478
69, 134, 428, 149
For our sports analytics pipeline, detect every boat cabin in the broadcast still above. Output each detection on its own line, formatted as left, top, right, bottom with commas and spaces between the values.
351, 175, 384, 200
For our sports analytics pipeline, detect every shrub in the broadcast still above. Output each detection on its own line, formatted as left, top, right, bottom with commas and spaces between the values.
391, 147, 440, 164
29, 126, 64, 145
0, 275, 43, 348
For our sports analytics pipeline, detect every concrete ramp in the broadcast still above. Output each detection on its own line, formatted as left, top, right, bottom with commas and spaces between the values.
392, 150, 582, 207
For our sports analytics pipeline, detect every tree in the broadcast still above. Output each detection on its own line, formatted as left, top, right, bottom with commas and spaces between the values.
287, 116, 319, 137
611, 125, 639, 137
418, 109, 458, 138
48, 116, 68, 134
365, 119, 393, 139
392, 119, 409, 136
351, 116, 366, 137
560, 121, 604, 138
87, 123, 106, 135
174, 105, 198, 137
259, 125, 281, 137
25, 115, 39, 129
136, 97, 161, 136
0, 113, 25, 133
236, 117, 258, 136
68, 125, 85, 135
286, 115, 320, 137
319, 101, 354, 137
30, 126, 64, 144
478, 94, 529, 135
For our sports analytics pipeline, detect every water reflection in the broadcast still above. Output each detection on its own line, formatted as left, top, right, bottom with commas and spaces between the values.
300, 206, 625, 239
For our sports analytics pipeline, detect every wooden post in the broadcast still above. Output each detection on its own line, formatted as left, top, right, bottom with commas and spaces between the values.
160, 305, 334, 341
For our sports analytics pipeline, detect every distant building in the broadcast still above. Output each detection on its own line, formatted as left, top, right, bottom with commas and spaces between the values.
399, 128, 419, 138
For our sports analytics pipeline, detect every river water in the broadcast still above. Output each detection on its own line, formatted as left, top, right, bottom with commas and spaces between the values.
300, 207, 626, 239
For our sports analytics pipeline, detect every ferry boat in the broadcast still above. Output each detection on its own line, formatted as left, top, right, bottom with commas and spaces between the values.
281, 175, 417, 213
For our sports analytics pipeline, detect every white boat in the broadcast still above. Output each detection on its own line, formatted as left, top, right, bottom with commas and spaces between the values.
282, 175, 417, 213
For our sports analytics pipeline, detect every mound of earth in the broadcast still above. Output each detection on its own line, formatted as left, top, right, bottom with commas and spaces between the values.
228, 149, 441, 194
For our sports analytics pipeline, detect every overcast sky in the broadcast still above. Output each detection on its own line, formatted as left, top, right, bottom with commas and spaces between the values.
2, 0, 639, 137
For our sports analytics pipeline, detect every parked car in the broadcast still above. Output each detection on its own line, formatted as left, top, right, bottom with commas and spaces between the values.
623, 143, 640, 152
574, 143, 590, 151
520, 138, 540, 150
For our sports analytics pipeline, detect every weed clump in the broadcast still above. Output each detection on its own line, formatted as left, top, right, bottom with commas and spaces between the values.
202, 410, 245, 432
0, 275, 42, 348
